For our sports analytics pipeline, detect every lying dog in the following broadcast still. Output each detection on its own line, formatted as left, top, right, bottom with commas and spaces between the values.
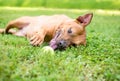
0, 13, 93, 50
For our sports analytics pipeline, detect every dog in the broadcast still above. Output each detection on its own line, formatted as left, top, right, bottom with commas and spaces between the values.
0, 13, 93, 50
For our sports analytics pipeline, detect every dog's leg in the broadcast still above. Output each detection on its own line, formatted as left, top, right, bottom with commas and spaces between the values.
13, 30, 25, 37
0, 29, 5, 34
5, 20, 29, 34
0, 28, 17, 34
0, 28, 25, 37
29, 30, 46, 46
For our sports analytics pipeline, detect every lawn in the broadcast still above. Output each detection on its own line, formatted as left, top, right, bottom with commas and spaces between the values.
0, 0, 119, 10
0, 7, 120, 81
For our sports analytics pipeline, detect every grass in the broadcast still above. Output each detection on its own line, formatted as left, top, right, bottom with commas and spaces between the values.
0, 7, 120, 81
0, 0, 120, 10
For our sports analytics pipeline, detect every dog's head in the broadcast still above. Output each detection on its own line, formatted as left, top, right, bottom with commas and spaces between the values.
50, 13, 93, 50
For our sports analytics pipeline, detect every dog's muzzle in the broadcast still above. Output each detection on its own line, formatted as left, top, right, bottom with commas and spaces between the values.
49, 39, 68, 50
49, 30, 69, 50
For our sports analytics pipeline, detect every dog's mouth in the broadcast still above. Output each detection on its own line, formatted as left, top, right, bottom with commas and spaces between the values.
49, 30, 61, 50
49, 39, 58, 50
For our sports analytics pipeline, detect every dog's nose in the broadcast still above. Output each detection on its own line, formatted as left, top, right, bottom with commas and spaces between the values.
57, 40, 66, 49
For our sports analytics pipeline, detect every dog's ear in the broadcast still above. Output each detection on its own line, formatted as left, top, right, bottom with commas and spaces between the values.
76, 13, 93, 26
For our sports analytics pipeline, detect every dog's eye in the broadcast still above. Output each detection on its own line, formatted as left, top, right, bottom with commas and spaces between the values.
68, 28, 72, 33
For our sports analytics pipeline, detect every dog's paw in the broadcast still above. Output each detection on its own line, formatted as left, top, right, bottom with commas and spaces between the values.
30, 33, 44, 46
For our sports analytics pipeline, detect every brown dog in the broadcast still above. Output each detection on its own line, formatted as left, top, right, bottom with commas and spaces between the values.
0, 13, 93, 50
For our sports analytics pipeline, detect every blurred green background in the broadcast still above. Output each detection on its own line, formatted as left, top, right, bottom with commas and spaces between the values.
0, 0, 120, 10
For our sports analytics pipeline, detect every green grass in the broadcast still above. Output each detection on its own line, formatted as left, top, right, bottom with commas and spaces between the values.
0, 7, 120, 81
0, 0, 120, 10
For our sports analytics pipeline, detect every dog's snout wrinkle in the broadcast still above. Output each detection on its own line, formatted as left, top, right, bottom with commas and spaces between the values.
56, 30, 61, 38
54, 30, 61, 39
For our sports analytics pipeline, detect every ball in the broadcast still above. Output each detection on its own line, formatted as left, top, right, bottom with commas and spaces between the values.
41, 46, 55, 55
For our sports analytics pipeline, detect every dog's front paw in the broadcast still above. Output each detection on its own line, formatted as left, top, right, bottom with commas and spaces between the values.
30, 33, 44, 46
